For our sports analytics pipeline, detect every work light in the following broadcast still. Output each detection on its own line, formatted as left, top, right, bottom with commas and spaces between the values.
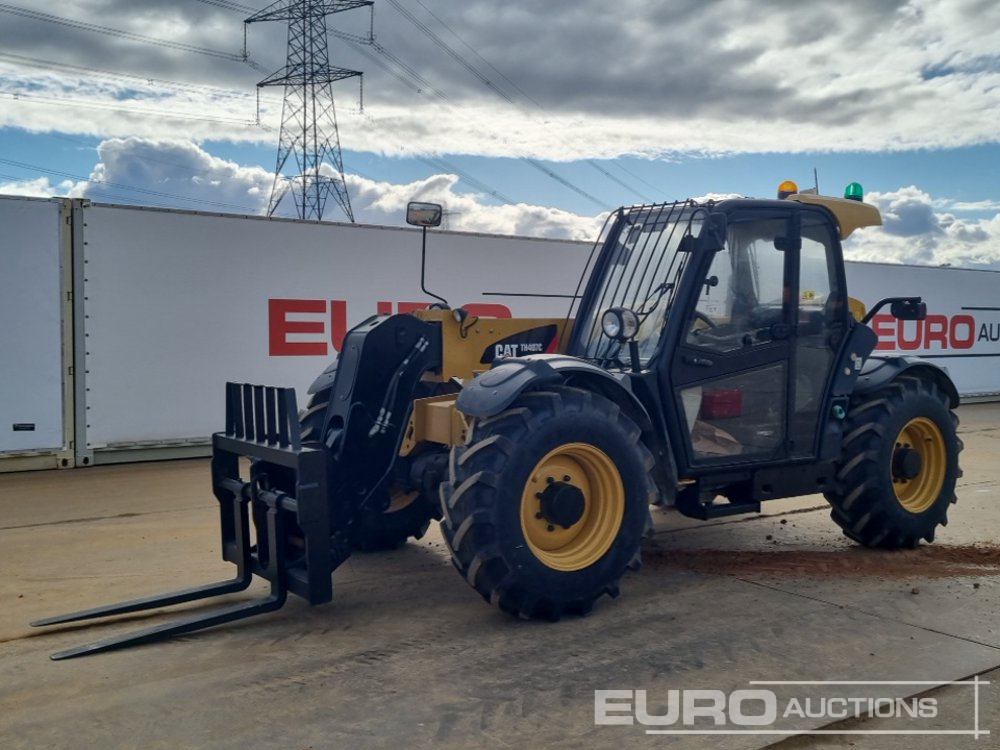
601, 307, 640, 341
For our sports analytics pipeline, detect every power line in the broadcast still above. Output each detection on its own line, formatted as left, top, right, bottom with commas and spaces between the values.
418, 156, 517, 205
611, 161, 666, 196
586, 160, 655, 203
380, 3, 618, 208
380, 2, 657, 202
0, 90, 263, 128
522, 159, 608, 210
0, 171, 178, 209
383, 0, 516, 106
409, 0, 542, 108
193, 0, 256, 12
0, 51, 255, 101
313, 37, 516, 203
341, 35, 613, 208
0, 3, 245, 62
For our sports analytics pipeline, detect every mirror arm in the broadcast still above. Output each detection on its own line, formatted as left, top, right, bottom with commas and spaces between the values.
420, 226, 449, 308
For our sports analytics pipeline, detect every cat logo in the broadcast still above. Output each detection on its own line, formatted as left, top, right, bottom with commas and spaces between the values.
494, 342, 545, 358
481, 325, 559, 364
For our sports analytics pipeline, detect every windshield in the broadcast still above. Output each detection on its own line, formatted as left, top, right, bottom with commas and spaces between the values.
574, 201, 706, 366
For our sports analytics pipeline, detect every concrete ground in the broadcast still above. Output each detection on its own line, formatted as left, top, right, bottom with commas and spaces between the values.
1, 403, 998, 749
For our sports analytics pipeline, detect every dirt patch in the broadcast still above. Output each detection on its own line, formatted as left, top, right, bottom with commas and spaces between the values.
644, 543, 1000, 579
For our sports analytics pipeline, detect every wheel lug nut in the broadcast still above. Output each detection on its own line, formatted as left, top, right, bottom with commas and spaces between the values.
546, 524, 555, 532
535, 512, 543, 519
563, 475, 571, 482
546, 476, 555, 484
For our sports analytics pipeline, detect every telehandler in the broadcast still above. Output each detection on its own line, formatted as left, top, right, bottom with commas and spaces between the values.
35, 183, 962, 658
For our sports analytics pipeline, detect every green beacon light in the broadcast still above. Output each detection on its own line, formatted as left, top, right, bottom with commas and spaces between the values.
844, 182, 864, 201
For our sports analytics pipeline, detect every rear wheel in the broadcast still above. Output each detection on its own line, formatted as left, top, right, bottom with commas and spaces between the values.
300, 388, 440, 552
440, 386, 655, 619
825, 375, 962, 548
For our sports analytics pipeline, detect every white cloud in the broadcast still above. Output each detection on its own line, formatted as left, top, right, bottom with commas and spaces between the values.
0, 175, 82, 198
68, 137, 602, 239
348, 172, 602, 240
939, 199, 1000, 212
845, 186, 1000, 269
82, 137, 272, 212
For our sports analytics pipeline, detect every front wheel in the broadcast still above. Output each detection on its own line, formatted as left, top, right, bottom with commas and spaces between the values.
825, 374, 962, 548
440, 386, 655, 619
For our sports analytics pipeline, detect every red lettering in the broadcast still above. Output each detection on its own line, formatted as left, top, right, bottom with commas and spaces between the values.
269, 298, 327, 356
377, 300, 392, 316
872, 314, 895, 351
950, 314, 976, 349
897, 319, 922, 351
923, 314, 948, 349
330, 300, 347, 352
869, 312, 978, 352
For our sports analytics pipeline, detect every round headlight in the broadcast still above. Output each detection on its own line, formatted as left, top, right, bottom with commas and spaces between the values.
601, 307, 639, 341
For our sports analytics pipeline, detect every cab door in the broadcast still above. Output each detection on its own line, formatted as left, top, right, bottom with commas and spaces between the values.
667, 210, 797, 470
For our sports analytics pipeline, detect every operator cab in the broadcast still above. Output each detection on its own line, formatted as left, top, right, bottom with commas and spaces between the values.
672, 201, 844, 465
567, 184, 882, 478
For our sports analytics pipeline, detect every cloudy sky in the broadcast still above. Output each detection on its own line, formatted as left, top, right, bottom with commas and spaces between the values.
1, 0, 999, 267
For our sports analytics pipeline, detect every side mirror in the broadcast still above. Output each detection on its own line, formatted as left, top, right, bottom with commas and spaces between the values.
860, 296, 927, 326
406, 201, 443, 228
890, 298, 927, 321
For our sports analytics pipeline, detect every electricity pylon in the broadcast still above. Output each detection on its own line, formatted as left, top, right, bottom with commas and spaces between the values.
245, 1, 372, 222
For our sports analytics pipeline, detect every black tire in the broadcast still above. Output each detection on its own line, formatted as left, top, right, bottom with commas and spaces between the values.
440, 385, 656, 620
348, 488, 440, 552
300, 389, 440, 552
825, 374, 962, 549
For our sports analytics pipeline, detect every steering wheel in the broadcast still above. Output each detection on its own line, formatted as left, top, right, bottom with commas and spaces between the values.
690, 311, 718, 331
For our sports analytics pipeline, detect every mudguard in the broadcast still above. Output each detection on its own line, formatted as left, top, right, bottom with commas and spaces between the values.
456, 354, 650, 422
854, 355, 960, 407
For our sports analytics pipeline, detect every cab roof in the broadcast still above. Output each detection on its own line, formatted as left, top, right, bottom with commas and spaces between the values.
788, 193, 882, 239
708, 194, 882, 240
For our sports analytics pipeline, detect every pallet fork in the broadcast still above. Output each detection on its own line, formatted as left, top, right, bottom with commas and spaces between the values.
32, 384, 335, 660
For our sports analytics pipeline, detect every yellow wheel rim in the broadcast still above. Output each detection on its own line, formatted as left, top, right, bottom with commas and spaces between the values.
386, 488, 420, 513
893, 417, 947, 513
519, 443, 625, 572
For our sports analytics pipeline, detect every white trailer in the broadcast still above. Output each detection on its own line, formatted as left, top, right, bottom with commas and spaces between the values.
0, 197, 74, 471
